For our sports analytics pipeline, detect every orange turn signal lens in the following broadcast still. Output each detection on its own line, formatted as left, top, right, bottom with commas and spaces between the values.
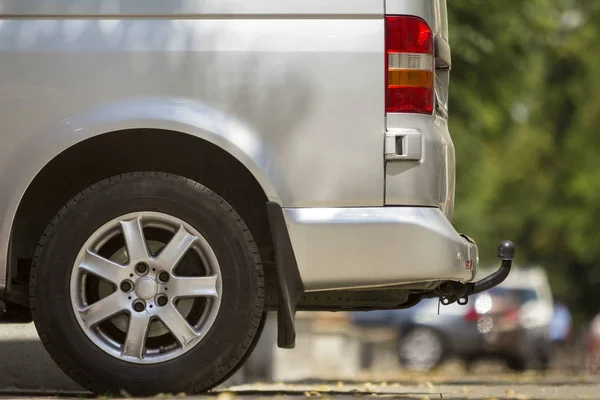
387, 69, 433, 89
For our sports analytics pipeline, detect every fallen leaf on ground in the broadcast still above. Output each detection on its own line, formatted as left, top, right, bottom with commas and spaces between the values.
364, 382, 378, 392
216, 392, 237, 400
504, 389, 530, 400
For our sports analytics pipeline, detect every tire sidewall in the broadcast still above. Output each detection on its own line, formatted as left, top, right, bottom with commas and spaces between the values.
32, 174, 263, 394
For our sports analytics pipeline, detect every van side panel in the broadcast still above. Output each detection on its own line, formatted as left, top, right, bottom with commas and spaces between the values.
0, 0, 381, 16
0, 1, 385, 289
0, 3, 385, 209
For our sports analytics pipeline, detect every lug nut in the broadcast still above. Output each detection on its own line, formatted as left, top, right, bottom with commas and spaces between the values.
120, 280, 133, 292
135, 263, 148, 275
133, 300, 146, 312
156, 295, 168, 307
158, 271, 170, 283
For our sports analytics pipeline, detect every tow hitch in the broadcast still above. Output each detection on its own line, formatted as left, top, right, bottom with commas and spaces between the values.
439, 240, 515, 306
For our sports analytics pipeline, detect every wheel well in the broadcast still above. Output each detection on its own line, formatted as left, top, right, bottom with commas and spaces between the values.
9, 129, 278, 306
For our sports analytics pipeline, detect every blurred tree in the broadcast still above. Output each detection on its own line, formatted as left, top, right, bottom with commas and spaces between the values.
449, 0, 600, 320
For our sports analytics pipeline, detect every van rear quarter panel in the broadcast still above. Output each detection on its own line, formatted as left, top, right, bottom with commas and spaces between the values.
0, 0, 385, 288
384, 0, 454, 217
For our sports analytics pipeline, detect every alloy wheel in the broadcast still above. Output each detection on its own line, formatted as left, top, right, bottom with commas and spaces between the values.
70, 211, 222, 364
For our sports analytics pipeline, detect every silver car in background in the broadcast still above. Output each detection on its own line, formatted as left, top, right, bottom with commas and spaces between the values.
0, 0, 513, 395
352, 267, 553, 371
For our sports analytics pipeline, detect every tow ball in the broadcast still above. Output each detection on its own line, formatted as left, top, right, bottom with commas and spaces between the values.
439, 240, 515, 306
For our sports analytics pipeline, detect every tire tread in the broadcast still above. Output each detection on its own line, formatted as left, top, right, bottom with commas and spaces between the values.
30, 172, 265, 395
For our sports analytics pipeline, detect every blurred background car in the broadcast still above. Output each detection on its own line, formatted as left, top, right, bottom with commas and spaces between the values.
350, 267, 554, 372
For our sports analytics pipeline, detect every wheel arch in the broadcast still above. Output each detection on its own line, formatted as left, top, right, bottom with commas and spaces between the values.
2, 99, 281, 304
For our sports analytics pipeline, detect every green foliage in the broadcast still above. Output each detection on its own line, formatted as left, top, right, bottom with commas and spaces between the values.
449, 0, 600, 318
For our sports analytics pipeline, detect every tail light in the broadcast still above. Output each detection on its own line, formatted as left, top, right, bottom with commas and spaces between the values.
500, 305, 520, 327
385, 16, 434, 114
463, 306, 479, 322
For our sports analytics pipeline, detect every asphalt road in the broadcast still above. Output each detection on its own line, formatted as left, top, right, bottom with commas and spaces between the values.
0, 323, 81, 393
1, 323, 599, 400
225, 377, 600, 400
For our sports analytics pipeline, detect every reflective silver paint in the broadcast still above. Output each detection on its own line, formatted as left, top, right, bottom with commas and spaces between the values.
385, 114, 455, 219
385, 0, 454, 218
0, 0, 382, 17
283, 207, 478, 291
0, 0, 471, 292
0, 2, 385, 289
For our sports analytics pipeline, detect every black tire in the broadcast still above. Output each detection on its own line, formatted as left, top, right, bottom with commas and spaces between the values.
463, 355, 477, 372
506, 355, 528, 372
397, 326, 446, 372
239, 312, 276, 382
360, 341, 376, 370
30, 172, 265, 396
536, 337, 553, 371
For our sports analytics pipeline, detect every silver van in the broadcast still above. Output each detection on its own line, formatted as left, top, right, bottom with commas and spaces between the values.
0, 0, 514, 395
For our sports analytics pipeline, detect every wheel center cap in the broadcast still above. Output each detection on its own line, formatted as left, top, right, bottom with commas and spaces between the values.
135, 277, 158, 299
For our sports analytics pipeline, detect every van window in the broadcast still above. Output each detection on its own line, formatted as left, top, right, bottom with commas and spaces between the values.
513, 288, 539, 304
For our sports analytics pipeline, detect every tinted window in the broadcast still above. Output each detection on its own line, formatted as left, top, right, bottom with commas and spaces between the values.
513, 289, 539, 304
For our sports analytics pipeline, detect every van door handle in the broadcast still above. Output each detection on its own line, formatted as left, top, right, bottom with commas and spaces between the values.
385, 129, 422, 161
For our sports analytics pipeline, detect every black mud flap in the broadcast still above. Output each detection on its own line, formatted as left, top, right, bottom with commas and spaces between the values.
266, 202, 305, 349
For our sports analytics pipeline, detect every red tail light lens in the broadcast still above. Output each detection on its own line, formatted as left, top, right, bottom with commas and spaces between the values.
386, 16, 433, 54
385, 16, 434, 114
500, 305, 520, 325
463, 306, 479, 322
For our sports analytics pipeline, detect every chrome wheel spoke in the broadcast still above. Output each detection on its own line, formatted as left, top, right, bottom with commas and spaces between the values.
158, 305, 198, 347
120, 217, 148, 262
71, 211, 222, 364
78, 250, 127, 284
157, 225, 197, 271
122, 313, 150, 359
170, 275, 219, 299
79, 293, 124, 328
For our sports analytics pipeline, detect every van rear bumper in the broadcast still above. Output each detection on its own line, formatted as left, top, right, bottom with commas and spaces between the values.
282, 206, 479, 291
